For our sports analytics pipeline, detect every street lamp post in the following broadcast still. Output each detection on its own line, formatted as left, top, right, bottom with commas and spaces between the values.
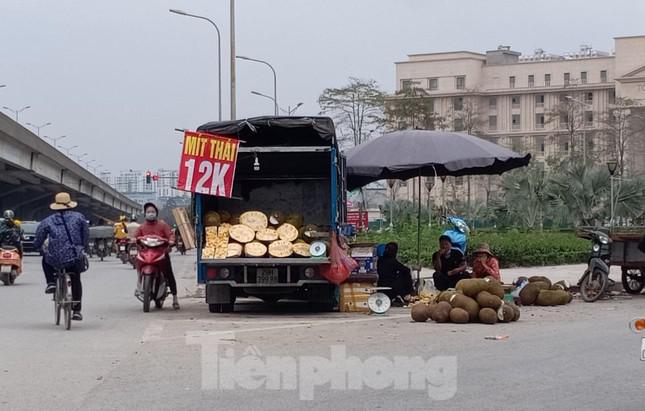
386, 179, 397, 229
169, 9, 222, 121
60, 144, 78, 156
26, 121, 52, 137
237, 55, 278, 116
2, 105, 31, 122
45, 135, 67, 148
607, 159, 618, 228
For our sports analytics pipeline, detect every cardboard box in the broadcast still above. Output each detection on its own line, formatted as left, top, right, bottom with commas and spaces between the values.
340, 282, 376, 313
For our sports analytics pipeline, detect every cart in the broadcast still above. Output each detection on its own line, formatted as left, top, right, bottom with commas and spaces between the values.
609, 230, 645, 294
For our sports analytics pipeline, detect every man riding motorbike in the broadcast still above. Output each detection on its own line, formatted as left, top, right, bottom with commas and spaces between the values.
114, 215, 129, 241
135, 202, 179, 309
33, 193, 89, 321
0, 210, 23, 257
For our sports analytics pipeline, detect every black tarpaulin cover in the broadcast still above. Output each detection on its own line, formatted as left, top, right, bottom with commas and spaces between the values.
197, 116, 337, 147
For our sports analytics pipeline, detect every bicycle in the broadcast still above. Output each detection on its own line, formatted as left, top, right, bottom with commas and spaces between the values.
53, 268, 79, 330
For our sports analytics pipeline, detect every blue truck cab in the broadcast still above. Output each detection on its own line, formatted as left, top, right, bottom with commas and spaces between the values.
193, 116, 346, 313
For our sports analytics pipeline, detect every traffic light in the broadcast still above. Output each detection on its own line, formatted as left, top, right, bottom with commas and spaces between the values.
145, 171, 151, 185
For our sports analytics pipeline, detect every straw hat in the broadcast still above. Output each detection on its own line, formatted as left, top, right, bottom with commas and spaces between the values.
50, 192, 78, 210
474, 243, 494, 257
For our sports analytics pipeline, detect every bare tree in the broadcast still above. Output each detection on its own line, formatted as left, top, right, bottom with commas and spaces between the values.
546, 92, 585, 160
601, 98, 645, 176
384, 86, 444, 130
318, 77, 385, 148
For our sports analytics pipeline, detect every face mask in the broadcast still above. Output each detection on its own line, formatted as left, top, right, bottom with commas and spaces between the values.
145, 213, 157, 221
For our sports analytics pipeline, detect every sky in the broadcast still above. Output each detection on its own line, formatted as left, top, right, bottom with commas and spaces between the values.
1, 0, 645, 174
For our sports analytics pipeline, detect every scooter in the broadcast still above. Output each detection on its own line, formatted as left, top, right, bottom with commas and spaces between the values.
128, 239, 138, 269
135, 235, 169, 312
577, 229, 612, 302
87, 239, 95, 257
117, 238, 129, 264
177, 237, 186, 255
0, 246, 21, 285
96, 238, 107, 262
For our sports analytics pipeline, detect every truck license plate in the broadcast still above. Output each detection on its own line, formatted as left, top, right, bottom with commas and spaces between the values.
257, 268, 278, 284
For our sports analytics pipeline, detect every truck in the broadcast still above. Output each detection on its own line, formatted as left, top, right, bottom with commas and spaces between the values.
193, 116, 347, 313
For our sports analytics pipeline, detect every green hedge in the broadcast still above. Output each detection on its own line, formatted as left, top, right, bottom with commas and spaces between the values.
357, 226, 589, 268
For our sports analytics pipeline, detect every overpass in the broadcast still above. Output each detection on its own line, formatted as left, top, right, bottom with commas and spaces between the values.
0, 112, 140, 222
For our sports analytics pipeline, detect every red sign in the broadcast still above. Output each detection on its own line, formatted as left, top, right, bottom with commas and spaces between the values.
177, 131, 240, 197
347, 210, 369, 231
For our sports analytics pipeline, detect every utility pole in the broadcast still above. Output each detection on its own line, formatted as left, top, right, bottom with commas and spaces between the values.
230, 0, 236, 120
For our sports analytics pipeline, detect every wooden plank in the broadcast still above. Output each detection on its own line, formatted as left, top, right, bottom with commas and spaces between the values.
172, 207, 196, 250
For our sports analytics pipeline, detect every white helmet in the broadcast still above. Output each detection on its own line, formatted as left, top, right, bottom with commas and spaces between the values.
3, 210, 14, 220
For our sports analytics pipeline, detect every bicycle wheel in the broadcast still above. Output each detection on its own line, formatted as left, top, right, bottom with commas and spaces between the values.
64, 274, 72, 330
54, 277, 62, 326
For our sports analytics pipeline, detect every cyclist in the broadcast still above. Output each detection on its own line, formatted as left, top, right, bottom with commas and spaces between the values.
33, 193, 89, 321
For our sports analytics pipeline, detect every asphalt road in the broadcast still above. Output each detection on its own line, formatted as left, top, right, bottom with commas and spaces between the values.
1, 252, 645, 411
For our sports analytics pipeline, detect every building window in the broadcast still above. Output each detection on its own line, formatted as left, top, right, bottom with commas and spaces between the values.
609, 89, 616, 104
545, 73, 551, 86
455, 76, 465, 90
535, 113, 545, 129
535, 94, 545, 108
564, 72, 570, 85
509, 76, 516, 88
564, 142, 569, 152
585, 92, 593, 104
585, 111, 593, 127
512, 114, 521, 130
489, 96, 497, 109
401, 79, 413, 90
580, 71, 587, 84
428, 77, 438, 90
535, 136, 545, 153
511, 95, 520, 109
512, 138, 523, 153
453, 96, 463, 111
489, 115, 497, 131
528, 75, 535, 88
560, 113, 569, 129
454, 117, 465, 131
600, 70, 608, 83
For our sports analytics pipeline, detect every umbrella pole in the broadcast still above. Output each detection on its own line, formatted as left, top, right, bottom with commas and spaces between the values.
417, 171, 421, 292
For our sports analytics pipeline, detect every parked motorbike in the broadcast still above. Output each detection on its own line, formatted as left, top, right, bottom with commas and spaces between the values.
117, 238, 129, 264
577, 229, 612, 302
87, 239, 95, 258
106, 239, 114, 256
96, 238, 107, 262
442, 216, 470, 255
0, 246, 21, 285
135, 235, 169, 312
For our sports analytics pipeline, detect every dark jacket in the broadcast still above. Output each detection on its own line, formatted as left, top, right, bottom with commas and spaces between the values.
34, 211, 89, 269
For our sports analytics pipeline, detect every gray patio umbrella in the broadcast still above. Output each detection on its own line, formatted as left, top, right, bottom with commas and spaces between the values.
346, 130, 531, 286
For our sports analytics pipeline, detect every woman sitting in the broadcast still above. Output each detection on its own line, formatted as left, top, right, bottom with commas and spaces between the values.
471, 243, 500, 281
432, 235, 470, 291
377, 242, 414, 305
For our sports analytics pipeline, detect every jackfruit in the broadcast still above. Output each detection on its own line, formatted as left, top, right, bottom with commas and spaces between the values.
497, 304, 514, 323
476, 290, 502, 309
535, 289, 571, 306
519, 282, 541, 305
449, 307, 469, 324
529, 276, 552, 288
431, 301, 451, 323
479, 308, 498, 324
449, 294, 480, 322
411, 303, 430, 322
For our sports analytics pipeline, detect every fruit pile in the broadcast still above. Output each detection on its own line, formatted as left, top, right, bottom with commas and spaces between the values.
518, 276, 573, 306
202, 210, 325, 259
411, 278, 520, 325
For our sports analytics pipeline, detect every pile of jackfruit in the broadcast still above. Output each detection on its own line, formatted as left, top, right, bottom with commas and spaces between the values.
411, 278, 520, 325
518, 276, 573, 306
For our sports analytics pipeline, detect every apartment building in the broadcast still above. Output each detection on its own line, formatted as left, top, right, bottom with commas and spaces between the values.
393, 35, 645, 206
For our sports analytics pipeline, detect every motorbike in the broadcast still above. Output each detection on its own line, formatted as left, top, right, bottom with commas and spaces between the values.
135, 235, 169, 312
177, 237, 186, 255
106, 238, 114, 256
117, 238, 129, 264
87, 239, 95, 258
577, 229, 612, 302
128, 239, 138, 269
0, 246, 21, 285
96, 238, 107, 261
